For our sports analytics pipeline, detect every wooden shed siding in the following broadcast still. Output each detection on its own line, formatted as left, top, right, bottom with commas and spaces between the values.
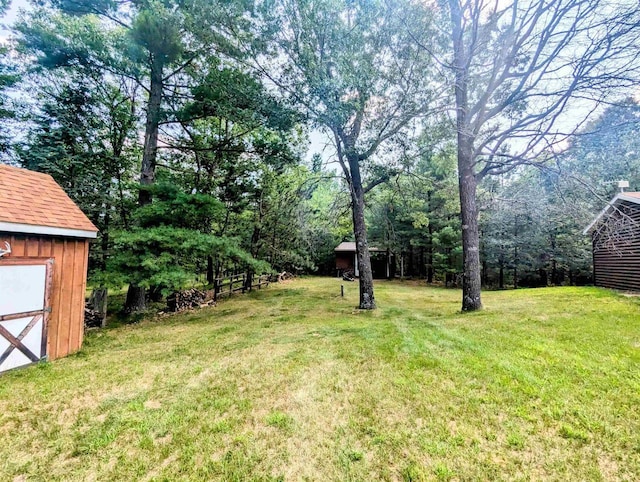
0, 233, 88, 360
335, 252, 354, 270
592, 200, 640, 292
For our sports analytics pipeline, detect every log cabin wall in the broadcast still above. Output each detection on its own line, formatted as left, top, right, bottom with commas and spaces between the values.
0, 233, 89, 360
592, 200, 640, 291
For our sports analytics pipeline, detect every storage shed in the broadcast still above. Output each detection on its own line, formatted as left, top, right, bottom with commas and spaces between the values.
334, 242, 394, 279
583, 191, 640, 291
0, 164, 98, 372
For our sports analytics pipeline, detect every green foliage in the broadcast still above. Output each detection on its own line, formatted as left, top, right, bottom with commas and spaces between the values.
135, 182, 224, 230
9, 0, 631, 303
0, 48, 18, 154
106, 226, 270, 294
16, 73, 138, 270
129, 2, 184, 63
367, 126, 461, 281
103, 181, 270, 293
480, 169, 592, 288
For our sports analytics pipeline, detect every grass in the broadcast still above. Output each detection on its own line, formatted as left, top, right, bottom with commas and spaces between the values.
1, 277, 640, 481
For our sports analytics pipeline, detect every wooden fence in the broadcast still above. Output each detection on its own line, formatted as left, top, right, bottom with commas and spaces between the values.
213, 273, 271, 301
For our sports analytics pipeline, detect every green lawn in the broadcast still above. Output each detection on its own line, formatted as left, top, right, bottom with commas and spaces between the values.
1, 278, 640, 481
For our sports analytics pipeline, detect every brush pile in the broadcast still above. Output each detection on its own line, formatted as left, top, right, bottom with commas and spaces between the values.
275, 271, 295, 282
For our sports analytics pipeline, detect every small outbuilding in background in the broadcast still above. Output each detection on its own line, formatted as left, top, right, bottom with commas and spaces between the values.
584, 189, 640, 291
0, 164, 97, 373
334, 241, 395, 279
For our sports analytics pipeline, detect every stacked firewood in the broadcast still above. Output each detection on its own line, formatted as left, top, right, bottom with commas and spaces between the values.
84, 307, 104, 328
167, 288, 216, 312
85, 288, 108, 328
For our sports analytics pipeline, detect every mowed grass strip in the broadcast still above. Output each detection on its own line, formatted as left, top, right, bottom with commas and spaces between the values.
1, 278, 639, 481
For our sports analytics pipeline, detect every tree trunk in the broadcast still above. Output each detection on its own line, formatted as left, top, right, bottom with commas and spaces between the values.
125, 56, 163, 314
138, 56, 163, 206
458, 160, 482, 310
88, 287, 108, 328
348, 155, 375, 309
513, 214, 519, 289
100, 206, 110, 272
207, 256, 214, 284
427, 220, 434, 283
124, 285, 146, 314
451, 0, 482, 311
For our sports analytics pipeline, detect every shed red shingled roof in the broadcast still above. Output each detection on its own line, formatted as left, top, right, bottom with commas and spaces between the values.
0, 164, 98, 233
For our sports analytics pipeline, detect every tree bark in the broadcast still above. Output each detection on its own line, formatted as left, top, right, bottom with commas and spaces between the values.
348, 155, 375, 310
139, 56, 163, 206
88, 287, 108, 328
124, 285, 146, 314
427, 209, 434, 283
451, 0, 482, 311
100, 204, 110, 271
125, 55, 163, 314
513, 214, 519, 289
458, 159, 482, 310
207, 256, 214, 284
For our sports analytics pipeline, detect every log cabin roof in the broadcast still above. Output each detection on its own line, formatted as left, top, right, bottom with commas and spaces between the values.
0, 164, 98, 238
583, 192, 640, 235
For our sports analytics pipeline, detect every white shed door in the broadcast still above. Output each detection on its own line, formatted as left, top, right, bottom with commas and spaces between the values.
0, 262, 51, 373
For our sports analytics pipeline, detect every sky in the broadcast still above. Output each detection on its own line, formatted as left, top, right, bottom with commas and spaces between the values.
0, 0, 30, 42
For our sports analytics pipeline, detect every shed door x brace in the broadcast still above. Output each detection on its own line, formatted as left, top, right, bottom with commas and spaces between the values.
0, 259, 53, 373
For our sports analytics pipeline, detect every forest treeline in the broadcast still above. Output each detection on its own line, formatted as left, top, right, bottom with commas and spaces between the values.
0, 0, 639, 312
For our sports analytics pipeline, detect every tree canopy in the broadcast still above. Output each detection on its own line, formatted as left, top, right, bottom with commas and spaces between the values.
2, 0, 639, 315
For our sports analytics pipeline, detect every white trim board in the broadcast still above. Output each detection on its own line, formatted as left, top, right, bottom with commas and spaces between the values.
0, 221, 98, 239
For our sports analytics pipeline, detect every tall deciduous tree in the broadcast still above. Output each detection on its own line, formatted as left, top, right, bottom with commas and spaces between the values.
255, 0, 437, 308
437, 0, 640, 310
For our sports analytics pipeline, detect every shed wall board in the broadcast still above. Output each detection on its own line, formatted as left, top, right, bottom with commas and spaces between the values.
0, 233, 89, 360
591, 200, 640, 292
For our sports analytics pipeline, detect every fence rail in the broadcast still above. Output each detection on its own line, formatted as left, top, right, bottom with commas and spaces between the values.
213, 273, 271, 301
